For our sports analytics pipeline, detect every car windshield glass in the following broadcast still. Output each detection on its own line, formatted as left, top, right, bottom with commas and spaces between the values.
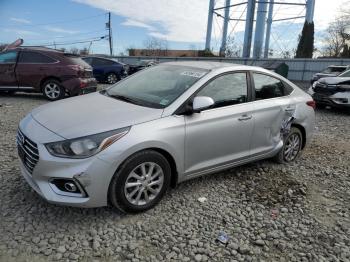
322, 67, 346, 73
106, 65, 208, 108
339, 70, 350, 77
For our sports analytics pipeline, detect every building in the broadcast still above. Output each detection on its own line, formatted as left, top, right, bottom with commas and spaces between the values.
128, 49, 200, 57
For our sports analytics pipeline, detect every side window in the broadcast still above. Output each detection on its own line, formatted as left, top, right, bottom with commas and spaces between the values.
197, 72, 248, 109
0, 51, 17, 63
253, 73, 289, 100
18, 51, 56, 63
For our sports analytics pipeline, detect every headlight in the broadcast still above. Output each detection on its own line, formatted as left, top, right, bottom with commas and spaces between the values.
45, 127, 130, 158
312, 81, 318, 88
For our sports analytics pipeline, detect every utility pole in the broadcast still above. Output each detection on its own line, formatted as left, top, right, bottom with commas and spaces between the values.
107, 12, 113, 56
220, 0, 231, 57
264, 0, 274, 58
205, 0, 215, 50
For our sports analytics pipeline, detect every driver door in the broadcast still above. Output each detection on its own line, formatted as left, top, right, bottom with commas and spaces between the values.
184, 72, 254, 175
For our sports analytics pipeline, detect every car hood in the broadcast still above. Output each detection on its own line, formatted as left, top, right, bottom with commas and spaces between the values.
318, 77, 350, 85
31, 92, 164, 139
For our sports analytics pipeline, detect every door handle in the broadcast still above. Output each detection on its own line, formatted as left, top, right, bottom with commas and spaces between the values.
238, 114, 252, 121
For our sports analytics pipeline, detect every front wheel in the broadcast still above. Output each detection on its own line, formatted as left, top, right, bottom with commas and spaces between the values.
108, 150, 171, 213
273, 127, 302, 164
42, 80, 65, 101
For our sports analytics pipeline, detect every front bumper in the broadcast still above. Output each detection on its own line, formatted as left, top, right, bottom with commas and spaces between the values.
308, 87, 350, 108
17, 115, 117, 208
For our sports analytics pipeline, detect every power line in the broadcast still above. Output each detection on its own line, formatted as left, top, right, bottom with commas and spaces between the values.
29, 36, 107, 47
25, 29, 106, 42
1, 13, 106, 28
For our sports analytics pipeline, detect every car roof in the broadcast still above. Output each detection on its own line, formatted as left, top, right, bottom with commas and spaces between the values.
328, 65, 349, 68
162, 61, 266, 72
12, 46, 63, 53
163, 61, 243, 70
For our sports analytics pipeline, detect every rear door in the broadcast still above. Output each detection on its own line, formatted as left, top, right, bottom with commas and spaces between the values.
249, 72, 295, 156
16, 51, 57, 90
0, 51, 18, 89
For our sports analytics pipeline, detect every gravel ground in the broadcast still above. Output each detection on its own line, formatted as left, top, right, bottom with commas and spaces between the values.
0, 89, 349, 262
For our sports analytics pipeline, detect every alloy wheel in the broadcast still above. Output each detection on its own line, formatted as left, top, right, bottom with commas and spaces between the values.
44, 83, 61, 99
107, 74, 117, 84
283, 133, 301, 162
124, 162, 164, 206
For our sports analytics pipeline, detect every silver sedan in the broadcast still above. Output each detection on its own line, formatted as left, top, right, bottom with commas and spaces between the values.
17, 61, 315, 212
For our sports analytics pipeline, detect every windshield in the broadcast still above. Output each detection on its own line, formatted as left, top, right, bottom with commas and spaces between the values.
106, 65, 208, 108
322, 67, 346, 74
339, 70, 350, 77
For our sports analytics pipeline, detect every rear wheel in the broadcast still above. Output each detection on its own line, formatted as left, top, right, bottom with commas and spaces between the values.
42, 79, 65, 101
108, 150, 171, 213
274, 127, 302, 164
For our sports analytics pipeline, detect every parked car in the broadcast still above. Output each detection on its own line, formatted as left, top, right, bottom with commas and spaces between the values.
128, 60, 158, 75
82, 56, 128, 84
17, 62, 315, 213
0, 47, 97, 100
308, 69, 350, 109
311, 65, 350, 84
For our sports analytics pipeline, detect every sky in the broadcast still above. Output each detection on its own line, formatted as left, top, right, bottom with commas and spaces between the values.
0, 0, 347, 56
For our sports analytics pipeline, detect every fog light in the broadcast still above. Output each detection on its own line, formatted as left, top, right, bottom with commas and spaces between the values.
64, 182, 77, 192
49, 178, 86, 197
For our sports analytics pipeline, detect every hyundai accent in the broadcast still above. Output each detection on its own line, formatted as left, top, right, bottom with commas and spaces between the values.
17, 61, 315, 212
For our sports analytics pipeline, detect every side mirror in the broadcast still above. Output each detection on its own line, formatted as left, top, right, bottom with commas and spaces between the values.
192, 96, 215, 113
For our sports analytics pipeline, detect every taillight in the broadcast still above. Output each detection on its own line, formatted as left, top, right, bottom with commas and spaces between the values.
306, 100, 316, 109
68, 65, 85, 77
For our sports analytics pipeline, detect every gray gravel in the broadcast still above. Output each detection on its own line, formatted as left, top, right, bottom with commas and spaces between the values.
0, 90, 349, 262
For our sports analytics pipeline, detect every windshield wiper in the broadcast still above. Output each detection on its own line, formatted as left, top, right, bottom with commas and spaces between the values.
109, 94, 142, 105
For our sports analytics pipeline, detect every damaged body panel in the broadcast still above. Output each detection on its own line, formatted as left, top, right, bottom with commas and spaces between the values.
309, 76, 350, 108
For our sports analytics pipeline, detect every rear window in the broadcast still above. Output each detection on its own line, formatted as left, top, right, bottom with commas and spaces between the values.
64, 54, 90, 67
18, 51, 56, 63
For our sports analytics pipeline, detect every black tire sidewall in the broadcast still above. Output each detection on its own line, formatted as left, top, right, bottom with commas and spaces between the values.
109, 150, 171, 213
42, 79, 65, 101
281, 127, 302, 163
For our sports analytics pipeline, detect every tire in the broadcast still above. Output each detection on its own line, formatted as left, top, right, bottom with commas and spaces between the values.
273, 127, 303, 164
6, 90, 16, 95
42, 79, 65, 101
316, 103, 326, 109
108, 150, 171, 213
106, 73, 119, 84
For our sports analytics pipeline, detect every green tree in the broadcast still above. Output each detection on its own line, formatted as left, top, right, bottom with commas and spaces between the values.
295, 21, 314, 58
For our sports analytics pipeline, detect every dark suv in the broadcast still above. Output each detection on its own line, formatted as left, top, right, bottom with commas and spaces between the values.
0, 47, 97, 100
82, 56, 128, 84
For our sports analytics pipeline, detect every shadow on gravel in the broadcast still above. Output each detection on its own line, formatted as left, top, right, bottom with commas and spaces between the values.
0, 92, 47, 101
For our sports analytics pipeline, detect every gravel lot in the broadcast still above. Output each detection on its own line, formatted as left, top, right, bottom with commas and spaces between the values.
0, 88, 349, 262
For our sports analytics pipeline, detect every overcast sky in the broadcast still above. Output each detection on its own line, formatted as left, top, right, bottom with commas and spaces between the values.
0, 0, 348, 55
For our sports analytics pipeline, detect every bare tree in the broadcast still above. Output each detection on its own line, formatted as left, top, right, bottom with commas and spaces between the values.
224, 37, 242, 58
69, 47, 79, 55
142, 37, 168, 56
322, 14, 350, 57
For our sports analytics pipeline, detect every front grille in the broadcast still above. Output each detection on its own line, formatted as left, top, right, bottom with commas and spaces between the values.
313, 83, 337, 96
16, 129, 39, 174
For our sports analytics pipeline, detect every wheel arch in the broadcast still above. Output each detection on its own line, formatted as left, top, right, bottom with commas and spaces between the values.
112, 147, 179, 189
40, 76, 62, 91
291, 123, 306, 149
